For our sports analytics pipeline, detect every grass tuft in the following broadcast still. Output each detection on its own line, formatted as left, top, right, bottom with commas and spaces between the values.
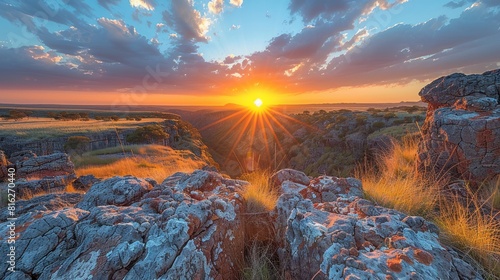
240, 171, 279, 214
357, 137, 438, 216
357, 136, 500, 278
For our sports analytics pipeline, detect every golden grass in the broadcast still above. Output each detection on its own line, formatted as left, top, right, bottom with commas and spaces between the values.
358, 136, 500, 278
240, 171, 279, 214
436, 196, 500, 277
358, 138, 438, 216
75, 145, 205, 182
0, 118, 166, 139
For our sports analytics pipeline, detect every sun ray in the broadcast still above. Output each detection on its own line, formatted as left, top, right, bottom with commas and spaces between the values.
268, 108, 322, 133
264, 110, 299, 145
200, 109, 247, 131
215, 109, 254, 145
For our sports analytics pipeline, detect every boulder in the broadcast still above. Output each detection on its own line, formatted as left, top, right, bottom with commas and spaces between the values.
418, 70, 500, 183
271, 168, 310, 189
16, 152, 75, 179
76, 176, 153, 210
0, 171, 246, 279
72, 174, 101, 192
17, 174, 76, 199
9, 150, 37, 164
0, 193, 84, 222
273, 172, 482, 280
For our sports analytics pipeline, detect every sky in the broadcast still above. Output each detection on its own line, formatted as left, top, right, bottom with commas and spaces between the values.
0, 0, 499, 106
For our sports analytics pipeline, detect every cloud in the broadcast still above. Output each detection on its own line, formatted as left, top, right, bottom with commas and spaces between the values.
97, 0, 121, 11
208, 0, 224, 14
162, 0, 211, 42
129, 0, 155, 11
229, 0, 243, 7
156, 23, 166, 33
230, 24, 240, 30
444, 1, 467, 8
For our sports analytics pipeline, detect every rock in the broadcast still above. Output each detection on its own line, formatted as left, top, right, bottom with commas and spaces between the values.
72, 174, 101, 191
0, 193, 84, 222
273, 170, 483, 280
0, 171, 246, 279
17, 174, 77, 199
16, 152, 75, 179
271, 168, 310, 189
0, 150, 11, 180
418, 70, 500, 183
9, 150, 37, 164
76, 176, 153, 210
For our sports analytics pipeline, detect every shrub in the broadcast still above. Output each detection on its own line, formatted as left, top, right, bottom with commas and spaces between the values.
384, 112, 396, 120
126, 124, 169, 144
372, 121, 385, 130
64, 136, 91, 155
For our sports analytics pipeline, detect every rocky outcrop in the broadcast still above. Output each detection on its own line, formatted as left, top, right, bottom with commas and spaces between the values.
273, 173, 482, 280
0, 193, 83, 222
0, 150, 10, 180
17, 174, 76, 199
9, 150, 37, 164
15, 152, 75, 179
0, 168, 483, 279
0, 170, 246, 279
72, 175, 101, 192
418, 70, 500, 183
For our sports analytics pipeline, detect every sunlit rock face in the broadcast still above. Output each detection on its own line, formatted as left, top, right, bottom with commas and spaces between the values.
272, 171, 483, 280
418, 69, 500, 184
0, 168, 483, 279
0, 170, 246, 280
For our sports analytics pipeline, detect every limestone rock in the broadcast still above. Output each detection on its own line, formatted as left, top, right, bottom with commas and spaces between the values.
274, 172, 483, 280
0, 171, 246, 279
17, 174, 76, 199
9, 150, 37, 164
16, 152, 75, 179
72, 174, 101, 191
76, 176, 153, 210
0, 193, 84, 222
418, 70, 500, 183
271, 168, 310, 189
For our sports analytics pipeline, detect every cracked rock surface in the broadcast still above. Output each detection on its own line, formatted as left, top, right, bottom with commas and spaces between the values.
418, 69, 500, 183
0, 170, 246, 280
273, 171, 483, 280
0, 169, 483, 279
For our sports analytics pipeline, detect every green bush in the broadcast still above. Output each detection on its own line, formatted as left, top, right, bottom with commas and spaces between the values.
372, 121, 386, 130
65, 136, 91, 155
384, 112, 397, 120
126, 124, 169, 144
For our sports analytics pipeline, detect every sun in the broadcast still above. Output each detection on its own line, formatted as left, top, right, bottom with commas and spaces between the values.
254, 98, 263, 108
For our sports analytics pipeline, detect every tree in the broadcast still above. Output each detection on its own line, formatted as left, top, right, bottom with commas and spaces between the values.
126, 124, 169, 144
9, 110, 27, 121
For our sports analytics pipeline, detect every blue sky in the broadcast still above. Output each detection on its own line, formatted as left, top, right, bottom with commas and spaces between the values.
0, 0, 499, 105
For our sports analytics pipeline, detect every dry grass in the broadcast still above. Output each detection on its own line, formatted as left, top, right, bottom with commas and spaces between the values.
240, 171, 279, 214
357, 138, 438, 216
358, 136, 500, 278
75, 145, 206, 182
0, 117, 166, 139
436, 195, 500, 277
241, 242, 278, 280
239, 171, 281, 278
